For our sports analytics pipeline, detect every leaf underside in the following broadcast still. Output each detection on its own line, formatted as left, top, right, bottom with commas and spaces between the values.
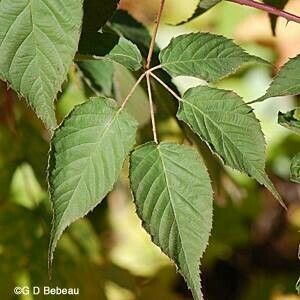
130, 142, 213, 300
0, 0, 83, 129
48, 97, 138, 262
159, 32, 267, 83
177, 86, 283, 204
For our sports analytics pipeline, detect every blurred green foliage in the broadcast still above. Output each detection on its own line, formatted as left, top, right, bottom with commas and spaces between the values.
0, 1, 300, 299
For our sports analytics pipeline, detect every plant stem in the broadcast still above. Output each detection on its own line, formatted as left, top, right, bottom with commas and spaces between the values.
120, 72, 147, 110
150, 72, 182, 103
146, 73, 158, 144
228, 0, 300, 24
146, 0, 166, 69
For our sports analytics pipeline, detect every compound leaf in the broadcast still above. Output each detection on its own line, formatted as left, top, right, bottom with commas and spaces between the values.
177, 86, 283, 205
48, 97, 138, 262
159, 33, 267, 82
130, 142, 213, 300
253, 55, 300, 103
0, 0, 83, 129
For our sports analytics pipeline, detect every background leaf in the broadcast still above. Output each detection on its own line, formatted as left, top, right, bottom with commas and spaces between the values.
175, 0, 221, 25
159, 33, 267, 82
130, 142, 213, 300
77, 60, 114, 96
48, 97, 138, 261
81, 0, 119, 35
278, 108, 300, 135
290, 153, 300, 183
177, 86, 282, 204
263, 0, 289, 35
0, 0, 83, 129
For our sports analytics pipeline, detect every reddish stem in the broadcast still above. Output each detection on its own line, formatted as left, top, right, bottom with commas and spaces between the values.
229, 0, 300, 24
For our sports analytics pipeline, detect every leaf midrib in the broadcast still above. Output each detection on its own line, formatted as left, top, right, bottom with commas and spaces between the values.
52, 109, 122, 235
157, 145, 197, 292
181, 99, 253, 173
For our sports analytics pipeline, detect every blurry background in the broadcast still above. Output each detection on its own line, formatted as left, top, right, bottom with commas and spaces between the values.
0, 0, 300, 299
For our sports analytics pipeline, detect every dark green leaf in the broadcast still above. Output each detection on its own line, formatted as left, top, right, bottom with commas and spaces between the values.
159, 33, 267, 82
175, 0, 221, 25
130, 142, 213, 300
177, 86, 283, 204
264, 0, 289, 35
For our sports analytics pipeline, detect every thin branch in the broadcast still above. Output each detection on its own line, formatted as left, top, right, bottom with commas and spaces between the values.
228, 0, 300, 24
146, 0, 166, 69
146, 73, 158, 144
120, 72, 147, 110
150, 72, 182, 103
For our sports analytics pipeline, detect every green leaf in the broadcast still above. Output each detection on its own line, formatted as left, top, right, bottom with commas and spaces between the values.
159, 33, 267, 82
278, 108, 300, 135
290, 153, 300, 183
78, 32, 143, 71
253, 55, 300, 103
130, 142, 213, 300
78, 1, 142, 71
48, 97, 138, 262
77, 60, 114, 96
0, 0, 83, 129
110, 10, 153, 53
177, 86, 283, 205
106, 36, 143, 71
175, 0, 221, 25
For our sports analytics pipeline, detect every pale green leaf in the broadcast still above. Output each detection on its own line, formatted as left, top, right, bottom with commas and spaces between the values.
177, 86, 283, 205
253, 55, 300, 103
130, 142, 213, 300
106, 36, 143, 71
278, 108, 300, 135
78, 33, 143, 71
159, 33, 267, 82
48, 97, 138, 262
0, 0, 83, 129
291, 153, 300, 184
